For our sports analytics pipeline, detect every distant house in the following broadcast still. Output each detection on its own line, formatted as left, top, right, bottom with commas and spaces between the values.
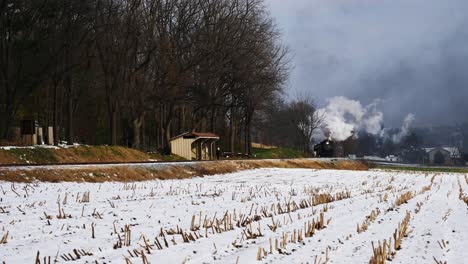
424, 147, 462, 165
170, 132, 219, 160
385, 155, 402, 162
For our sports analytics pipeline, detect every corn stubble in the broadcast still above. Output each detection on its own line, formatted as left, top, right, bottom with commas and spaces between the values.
369, 211, 412, 264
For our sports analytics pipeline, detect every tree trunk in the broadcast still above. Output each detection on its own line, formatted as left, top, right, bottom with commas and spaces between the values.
210, 108, 216, 133
245, 116, 252, 155
229, 110, 235, 153
53, 81, 59, 146
158, 105, 165, 151
109, 109, 117, 145
247, 124, 251, 155
131, 114, 144, 149
181, 105, 186, 133
0, 102, 15, 140
155, 111, 161, 150
304, 138, 310, 156
65, 74, 74, 145
161, 104, 174, 154
0, 112, 6, 139
162, 120, 172, 154
142, 117, 146, 151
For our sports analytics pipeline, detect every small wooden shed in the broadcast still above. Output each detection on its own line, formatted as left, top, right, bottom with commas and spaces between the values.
170, 132, 220, 160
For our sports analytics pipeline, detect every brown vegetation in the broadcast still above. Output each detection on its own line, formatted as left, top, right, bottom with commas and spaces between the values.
0, 231, 8, 244
0, 159, 368, 183
0, 146, 150, 165
0, 0, 290, 155
394, 192, 414, 207
369, 211, 412, 264
357, 208, 381, 234
457, 177, 468, 205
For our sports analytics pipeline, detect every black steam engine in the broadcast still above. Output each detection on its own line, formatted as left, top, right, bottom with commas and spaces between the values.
313, 139, 335, 157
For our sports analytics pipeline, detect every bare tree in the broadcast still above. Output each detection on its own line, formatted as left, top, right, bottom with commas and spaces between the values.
292, 96, 324, 154
1, 0, 293, 154
0, 0, 60, 139
258, 95, 323, 155
93, 0, 135, 145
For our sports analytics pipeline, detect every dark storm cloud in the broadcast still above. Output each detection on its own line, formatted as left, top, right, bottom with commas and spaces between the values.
267, 0, 468, 127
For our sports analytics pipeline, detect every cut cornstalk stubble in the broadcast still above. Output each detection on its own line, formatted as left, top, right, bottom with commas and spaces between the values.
369, 211, 412, 263
1, 231, 9, 244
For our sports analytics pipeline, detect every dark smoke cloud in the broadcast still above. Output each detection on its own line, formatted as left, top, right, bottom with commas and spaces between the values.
267, 0, 468, 127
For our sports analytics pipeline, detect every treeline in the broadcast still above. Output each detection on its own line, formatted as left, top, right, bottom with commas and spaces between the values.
256, 96, 322, 155
0, 0, 298, 154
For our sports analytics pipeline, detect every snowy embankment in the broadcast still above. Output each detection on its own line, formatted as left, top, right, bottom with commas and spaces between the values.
0, 168, 467, 263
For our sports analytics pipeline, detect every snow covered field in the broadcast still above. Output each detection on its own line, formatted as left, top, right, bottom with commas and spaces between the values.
1, 168, 467, 263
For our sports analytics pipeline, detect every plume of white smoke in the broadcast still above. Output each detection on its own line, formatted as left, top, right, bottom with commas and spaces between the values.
317, 96, 384, 141
391, 113, 415, 143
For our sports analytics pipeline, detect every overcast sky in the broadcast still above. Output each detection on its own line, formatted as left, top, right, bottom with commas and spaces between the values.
267, 0, 468, 127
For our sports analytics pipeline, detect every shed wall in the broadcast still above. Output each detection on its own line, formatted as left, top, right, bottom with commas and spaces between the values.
170, 137, 195, 160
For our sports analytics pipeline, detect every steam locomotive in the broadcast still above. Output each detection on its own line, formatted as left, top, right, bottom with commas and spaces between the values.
313, 139, 335, 157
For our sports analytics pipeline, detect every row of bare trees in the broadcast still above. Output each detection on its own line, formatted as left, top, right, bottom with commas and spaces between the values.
257, 95, 323, 155
0, 0, 308, 154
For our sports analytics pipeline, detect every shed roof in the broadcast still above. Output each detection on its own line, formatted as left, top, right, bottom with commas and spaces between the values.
170, 132, 220, 141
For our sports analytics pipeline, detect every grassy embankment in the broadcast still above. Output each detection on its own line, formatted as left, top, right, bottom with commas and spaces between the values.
0, 145, 182, 165
376, 165, 468, 174
0, 145, 304, 165
0, 159, 368, 182
0, 145, 369, 183
251, 147, 305, 159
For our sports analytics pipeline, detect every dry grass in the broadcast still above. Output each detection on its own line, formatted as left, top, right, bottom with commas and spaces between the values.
0, 150, 20, 164
256, 212, 331, 261
457, 178, 468, 205
0, 231, 8, 244
0, 159, 368, 183
34, 251, 52, 264
113, 179, 340, 262
357, 208, 381, 234
394, 191, 414, 207
369, 211, 412, 264
433, 257, 448, 264
369, 240, 390, 264
0, 146, 151, 165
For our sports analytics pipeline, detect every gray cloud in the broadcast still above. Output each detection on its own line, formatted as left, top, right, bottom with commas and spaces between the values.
267, 0, 468, 127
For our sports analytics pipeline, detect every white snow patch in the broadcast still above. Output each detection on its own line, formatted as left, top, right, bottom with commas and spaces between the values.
0, 168, 466, 263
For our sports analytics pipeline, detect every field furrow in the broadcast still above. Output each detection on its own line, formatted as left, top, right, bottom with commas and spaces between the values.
0, 168, 466, 264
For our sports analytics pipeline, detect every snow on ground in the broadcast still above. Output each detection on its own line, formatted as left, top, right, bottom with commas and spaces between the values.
0, 168, 467, 263
0, 143, 81, 150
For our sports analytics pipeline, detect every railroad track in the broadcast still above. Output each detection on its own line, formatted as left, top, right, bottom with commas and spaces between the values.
0, 159, 226, 170
0, 158, 343, 170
